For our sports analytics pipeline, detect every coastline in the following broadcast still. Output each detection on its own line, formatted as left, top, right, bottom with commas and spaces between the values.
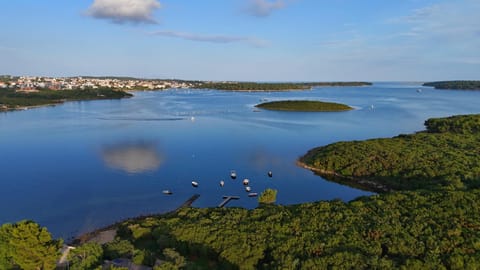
0, 103, 61, 113
70, 194, 200, 245
0, 95, 133, 113
295, 160, 391, 193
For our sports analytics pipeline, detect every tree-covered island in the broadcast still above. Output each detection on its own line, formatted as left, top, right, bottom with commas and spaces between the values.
193, 81, 372, 91
255, 100, 353, 112
423, 80, 480, 90
0, 88, 132, 111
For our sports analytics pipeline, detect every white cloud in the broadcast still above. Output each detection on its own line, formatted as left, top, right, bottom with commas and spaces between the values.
149, 30, 268, 47
87, 0, 161, 24
245, 0, 285, 17
393, 0, 480, 44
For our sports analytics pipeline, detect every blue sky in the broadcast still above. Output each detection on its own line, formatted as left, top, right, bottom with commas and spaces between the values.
0, 0, 478, 81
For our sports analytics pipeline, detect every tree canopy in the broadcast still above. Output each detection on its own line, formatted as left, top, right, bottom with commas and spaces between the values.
0, 88, 132, 111
193, 81, 371, 91
0, 220, 62, 270
423, 80, 480, 90
299, 114, 480, 191
255, 100, 353, 112
67, 242, 103, 270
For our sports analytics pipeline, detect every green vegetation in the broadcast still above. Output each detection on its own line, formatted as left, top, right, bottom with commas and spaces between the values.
0, 88, 132, 111
0, 220, 62, 270
56, 189, 480, 269
299, 114, 480, 191
67, 242, 103, 270
423, 80, 480, 90
255, 100, 353, 112
258, 188, 278, 204
194, 81, 371, 91
0, 75, 14, 83
155, 248, 187, 269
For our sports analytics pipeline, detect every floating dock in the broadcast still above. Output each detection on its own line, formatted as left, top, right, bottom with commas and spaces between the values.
218, 196, 240, 208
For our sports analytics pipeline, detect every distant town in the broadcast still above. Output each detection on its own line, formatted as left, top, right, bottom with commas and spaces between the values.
0, 75, 198, 92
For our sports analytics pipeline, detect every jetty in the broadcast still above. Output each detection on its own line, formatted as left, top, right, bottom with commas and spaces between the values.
218, 196, 240, 208
176, 194, 200, 211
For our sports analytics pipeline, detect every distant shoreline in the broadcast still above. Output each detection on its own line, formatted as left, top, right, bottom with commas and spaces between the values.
193, 81, 372, 91
0, 88, 132, 112
0, 102, 61, 112
423, 80, 480, 90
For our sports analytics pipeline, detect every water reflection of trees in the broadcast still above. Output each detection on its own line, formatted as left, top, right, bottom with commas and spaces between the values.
101, 142, 164, 174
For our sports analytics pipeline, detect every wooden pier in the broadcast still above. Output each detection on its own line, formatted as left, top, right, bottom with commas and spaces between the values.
175, 194, 200, 212
218, 196, 240, 208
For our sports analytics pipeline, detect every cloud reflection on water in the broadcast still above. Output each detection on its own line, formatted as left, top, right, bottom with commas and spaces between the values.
101, 142, 164, 174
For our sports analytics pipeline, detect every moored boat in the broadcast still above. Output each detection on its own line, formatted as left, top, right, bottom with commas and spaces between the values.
248, 192, 258, 197
230, 170, 237, 179
191, 181, 199, 187
162, 190, 173, 195
243, 178, 249, 185
245, 186, 251, 192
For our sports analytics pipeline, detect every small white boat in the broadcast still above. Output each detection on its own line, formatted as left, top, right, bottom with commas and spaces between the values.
242, 179, 249, 185
248, 192, 258, 197
191, 181, 199, 187
245, 186, 251, 192
417, 89, 422, 93
162, 190, 173, 195
220, 180, 225, 187
268, 171, 273, 177
230, 170, 237, 179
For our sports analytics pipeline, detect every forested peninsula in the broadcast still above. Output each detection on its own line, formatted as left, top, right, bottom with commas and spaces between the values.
0, 88, 132, 111
423, 80, 480, 90
194, 81, 371, 91
299, 114, 480, 191
255, 100, 353, 112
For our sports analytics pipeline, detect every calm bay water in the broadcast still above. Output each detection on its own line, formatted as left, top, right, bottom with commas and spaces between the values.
1, 82, 479, 239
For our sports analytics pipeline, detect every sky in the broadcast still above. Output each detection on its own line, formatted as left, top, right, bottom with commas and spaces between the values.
0, 0, 479, 81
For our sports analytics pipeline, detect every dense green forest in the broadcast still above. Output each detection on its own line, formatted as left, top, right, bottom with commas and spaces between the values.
2, 114, 480, 269
0, 88, 132, 111
4, 189, 480, 269
423, 81, 480, 90
194, 82, 371, 91
255, 100, 353, 112
299, 114, 480, 191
